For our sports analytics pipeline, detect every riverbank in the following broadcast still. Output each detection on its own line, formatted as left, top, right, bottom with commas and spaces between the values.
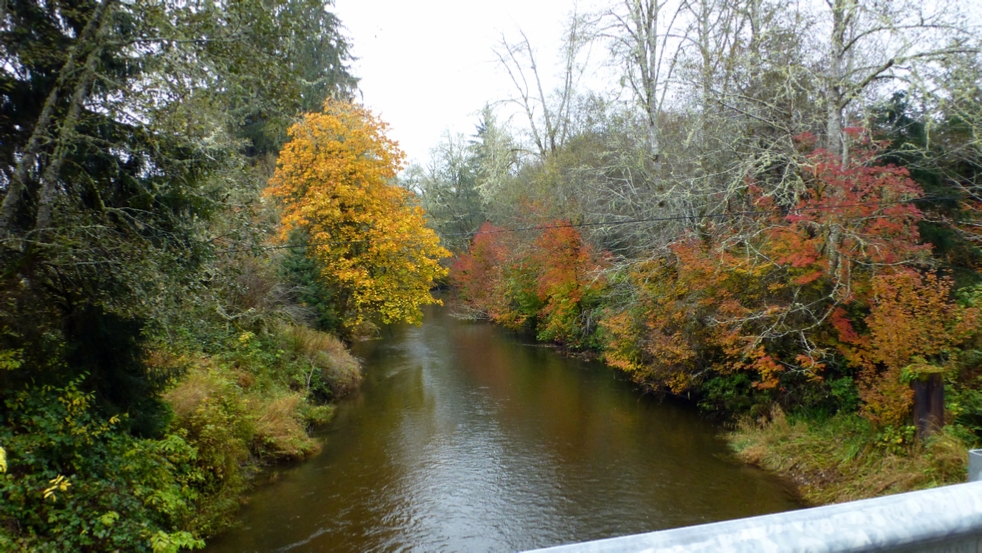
726, 408, 969, 505
447, 217, 982, 508
158, 322, 362, 537
447, 296, 975, 505
553, 338, 974, 505
451, 289, 975, 506
0, 318, 361, 552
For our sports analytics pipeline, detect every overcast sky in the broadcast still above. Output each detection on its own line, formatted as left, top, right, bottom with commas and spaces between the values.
332, 0, 603, 166
332, 0, 982, 167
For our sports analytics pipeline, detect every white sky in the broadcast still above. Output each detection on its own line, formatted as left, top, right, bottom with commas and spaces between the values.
332, 0, 603, 166
331, 0, 982, 167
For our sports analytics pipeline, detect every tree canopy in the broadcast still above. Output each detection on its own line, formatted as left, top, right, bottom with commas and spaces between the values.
0, 0, 365, 548
440, 0, 982, 446
266, 100, 449, 331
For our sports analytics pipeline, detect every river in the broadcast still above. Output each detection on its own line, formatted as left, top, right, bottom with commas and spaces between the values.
205, 304, 799, 552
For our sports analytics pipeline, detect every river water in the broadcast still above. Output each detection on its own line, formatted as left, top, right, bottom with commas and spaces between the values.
205, 304, 799, 552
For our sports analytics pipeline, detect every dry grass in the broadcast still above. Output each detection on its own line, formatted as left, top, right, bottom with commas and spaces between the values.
277, 324, 361, 397
729, 407, 970, 505
150, 313, 362, 536
164, 356, 317, 461
164, 359, 226, 419
248, 392, 316, 459
161, 322, 361, 469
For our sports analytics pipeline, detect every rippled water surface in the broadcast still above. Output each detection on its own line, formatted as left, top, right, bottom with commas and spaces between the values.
205, 304, 799, 552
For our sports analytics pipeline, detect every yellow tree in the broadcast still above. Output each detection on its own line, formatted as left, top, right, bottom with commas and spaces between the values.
266, 99, 449, 329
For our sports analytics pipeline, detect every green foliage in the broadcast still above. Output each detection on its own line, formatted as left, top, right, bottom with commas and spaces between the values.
150, 530, 206, 553
65, 307, 175, 438
873, 91, 982, 283
875, 425, 918, 454
280, 230, 343, 333
410, 132, 487, 253
826, 376, 863, 414
0, 1, 361, 542
0, 301, 177, 439
228, 0, 358, 155
499, 260, 545, 332
947, 375, 982, 442
275, 323, 361, 399
0, 0, 362, 546
406, 106, 518, 249
160, 321, 358, 534
0, 380, 205, 552
0, 348, 23, 371
699, 373, 771, 417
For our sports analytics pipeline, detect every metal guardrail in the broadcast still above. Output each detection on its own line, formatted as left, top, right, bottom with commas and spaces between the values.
526, 450, 982, 553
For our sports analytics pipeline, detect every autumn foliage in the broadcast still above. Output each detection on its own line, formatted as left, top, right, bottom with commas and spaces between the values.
452, 221, 607, 348
451, 222, 509, 316
601, 148, 977, 420
266, 100, 449, 330
840, 272, 978, 426
456, 144, 981, 428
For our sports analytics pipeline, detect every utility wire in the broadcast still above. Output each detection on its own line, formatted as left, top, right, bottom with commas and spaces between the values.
216, 196, 967, 255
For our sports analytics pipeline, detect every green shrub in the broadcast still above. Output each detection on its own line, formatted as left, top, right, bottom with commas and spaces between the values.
0, 380, 205, 552
160, 323, 360, 532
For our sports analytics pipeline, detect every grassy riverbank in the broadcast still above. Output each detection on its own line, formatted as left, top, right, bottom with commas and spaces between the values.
728, 409, 970, 505
157, 322, 361, 536
0, 317, 361, 552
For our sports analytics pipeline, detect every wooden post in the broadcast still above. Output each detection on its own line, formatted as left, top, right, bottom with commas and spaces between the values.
912, 372, 944, 440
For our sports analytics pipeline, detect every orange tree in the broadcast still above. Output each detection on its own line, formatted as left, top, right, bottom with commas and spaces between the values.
530, 224, 609, 347
836, 271, 979, 426
450, 222, 509, 315
266, 100, 449, 331
600, 145, 963, 418
451, 221, 608, 348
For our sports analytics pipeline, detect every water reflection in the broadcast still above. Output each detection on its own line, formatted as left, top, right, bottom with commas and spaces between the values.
205, 305, 798, 552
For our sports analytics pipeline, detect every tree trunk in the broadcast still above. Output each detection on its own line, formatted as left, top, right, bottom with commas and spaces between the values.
641, 0, 660, 157
0, 0, 115, 235
826, 0, 855, 165
36, 40, 106, 231
912, 373, 945, 440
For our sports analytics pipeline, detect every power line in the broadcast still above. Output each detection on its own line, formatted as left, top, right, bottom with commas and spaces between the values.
216, 196, 965, 255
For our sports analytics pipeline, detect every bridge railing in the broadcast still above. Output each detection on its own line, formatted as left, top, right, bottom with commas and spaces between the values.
526, 450, 982, 553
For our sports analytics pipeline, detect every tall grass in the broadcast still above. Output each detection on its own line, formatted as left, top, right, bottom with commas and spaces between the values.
277, 324, 362, 397
159, 322, 363, 533
729, 407, 969, 505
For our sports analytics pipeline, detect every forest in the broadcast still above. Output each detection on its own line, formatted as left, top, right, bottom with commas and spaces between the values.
416, 0, 982, 503
0, 0, 447, 550
3, 0, 982, 549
